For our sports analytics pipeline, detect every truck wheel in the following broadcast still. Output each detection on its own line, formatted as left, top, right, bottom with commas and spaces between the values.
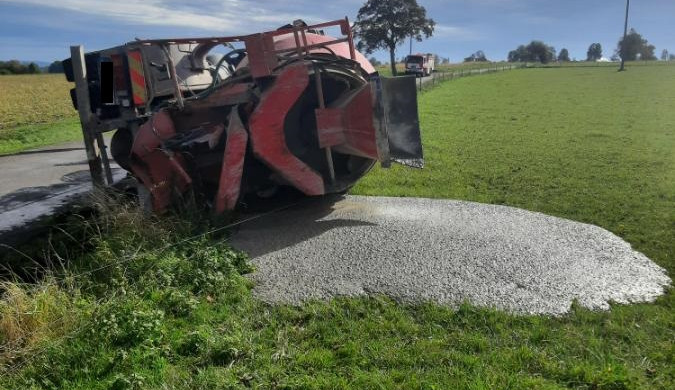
111, 128, 133, 171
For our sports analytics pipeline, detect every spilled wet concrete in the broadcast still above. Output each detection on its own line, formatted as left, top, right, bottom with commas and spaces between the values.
231, 196, 671, 315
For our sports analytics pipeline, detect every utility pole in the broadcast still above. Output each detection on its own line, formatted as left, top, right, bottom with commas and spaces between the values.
409, 36, 413, 55
619, 0, 630, 71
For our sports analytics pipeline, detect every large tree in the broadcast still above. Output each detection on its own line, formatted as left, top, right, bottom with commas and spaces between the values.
587, 43, 603, 61
617, 29, 656, 61
354, 0, 435, 76
558, 48, 570, 62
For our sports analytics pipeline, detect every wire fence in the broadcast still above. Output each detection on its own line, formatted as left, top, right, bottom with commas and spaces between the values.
415, 63, 526, 92
390, 59, 675, 93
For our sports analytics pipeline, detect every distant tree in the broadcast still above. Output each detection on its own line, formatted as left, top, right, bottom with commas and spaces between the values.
441, 57, 450, 65
27, 62, 41, 74
611, 53, 621, 62
639, 42, 656, 61
354, 0, 435, 76
528, 41, 555, 63
617, 29, 656, 62
464, 50, 488, 62
640, 45, 657, 61
508, 45, 528, 62
0, 60, 34, 74
48, 60, 64, 73
662, 49, 670, 61
587, 43, 603, 61
508, 41, 555, 63
670, 54, 675, 61
557, 48, 570, 62
6, 60, 24, 74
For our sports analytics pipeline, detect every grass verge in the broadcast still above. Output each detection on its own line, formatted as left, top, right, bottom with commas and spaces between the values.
0, 118, 81, 155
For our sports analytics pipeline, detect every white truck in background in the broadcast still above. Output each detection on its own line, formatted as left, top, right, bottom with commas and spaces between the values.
405, 53, 435, 77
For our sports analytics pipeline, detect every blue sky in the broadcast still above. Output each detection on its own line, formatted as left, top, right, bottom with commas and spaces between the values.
1, 0, 673, 63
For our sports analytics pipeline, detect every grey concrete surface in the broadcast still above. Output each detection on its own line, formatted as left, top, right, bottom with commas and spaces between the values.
231, 196, 671, 315
0, 141, 124, 244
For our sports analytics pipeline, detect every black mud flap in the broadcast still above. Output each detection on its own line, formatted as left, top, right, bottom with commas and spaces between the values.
378, 76, 424, 168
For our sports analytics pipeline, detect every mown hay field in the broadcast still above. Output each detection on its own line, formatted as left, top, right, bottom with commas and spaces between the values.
0, 74, 75, 130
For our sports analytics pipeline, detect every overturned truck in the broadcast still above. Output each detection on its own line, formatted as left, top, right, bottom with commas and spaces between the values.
64, 19, 423, 213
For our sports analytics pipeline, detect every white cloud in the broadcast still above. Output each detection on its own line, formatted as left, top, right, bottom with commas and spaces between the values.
1, 0, 322, 33
433, 24, 482, 41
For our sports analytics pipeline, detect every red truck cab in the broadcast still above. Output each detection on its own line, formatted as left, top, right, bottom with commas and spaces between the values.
405, 54, 435, 77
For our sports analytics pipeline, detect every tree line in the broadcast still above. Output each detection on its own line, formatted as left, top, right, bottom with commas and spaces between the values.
351, 0, 673, 72
0, 60, 42, 75
0, 60, 63, 75
505, 29, 666, 64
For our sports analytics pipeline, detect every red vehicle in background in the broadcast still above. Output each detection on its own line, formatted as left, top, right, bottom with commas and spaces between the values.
405, 53, 435, 77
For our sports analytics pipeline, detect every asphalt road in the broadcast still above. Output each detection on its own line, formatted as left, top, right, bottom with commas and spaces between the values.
0, 141, 91, 196
231, 195, 671, 315
0, 141, 124, 244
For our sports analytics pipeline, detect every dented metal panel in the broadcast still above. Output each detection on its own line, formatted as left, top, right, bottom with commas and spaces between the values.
67, 18, 424, 214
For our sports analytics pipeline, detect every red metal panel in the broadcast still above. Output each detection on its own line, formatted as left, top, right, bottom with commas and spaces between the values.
339, 86, 378, 159
244, 34, 278, 78
215, 111, 248, 213
249, 63, 325, 196
315, 86, 379, 160
186, 83, 254, 110
273, 33, 375, 74
129, 110, 192, 212
316, 108, 346, 148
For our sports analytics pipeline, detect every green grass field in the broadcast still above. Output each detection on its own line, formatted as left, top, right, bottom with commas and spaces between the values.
355, 65, 675, 274
1, 65, 674, 389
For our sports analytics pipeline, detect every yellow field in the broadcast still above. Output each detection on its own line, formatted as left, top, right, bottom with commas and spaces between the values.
0, 74, 76, 131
